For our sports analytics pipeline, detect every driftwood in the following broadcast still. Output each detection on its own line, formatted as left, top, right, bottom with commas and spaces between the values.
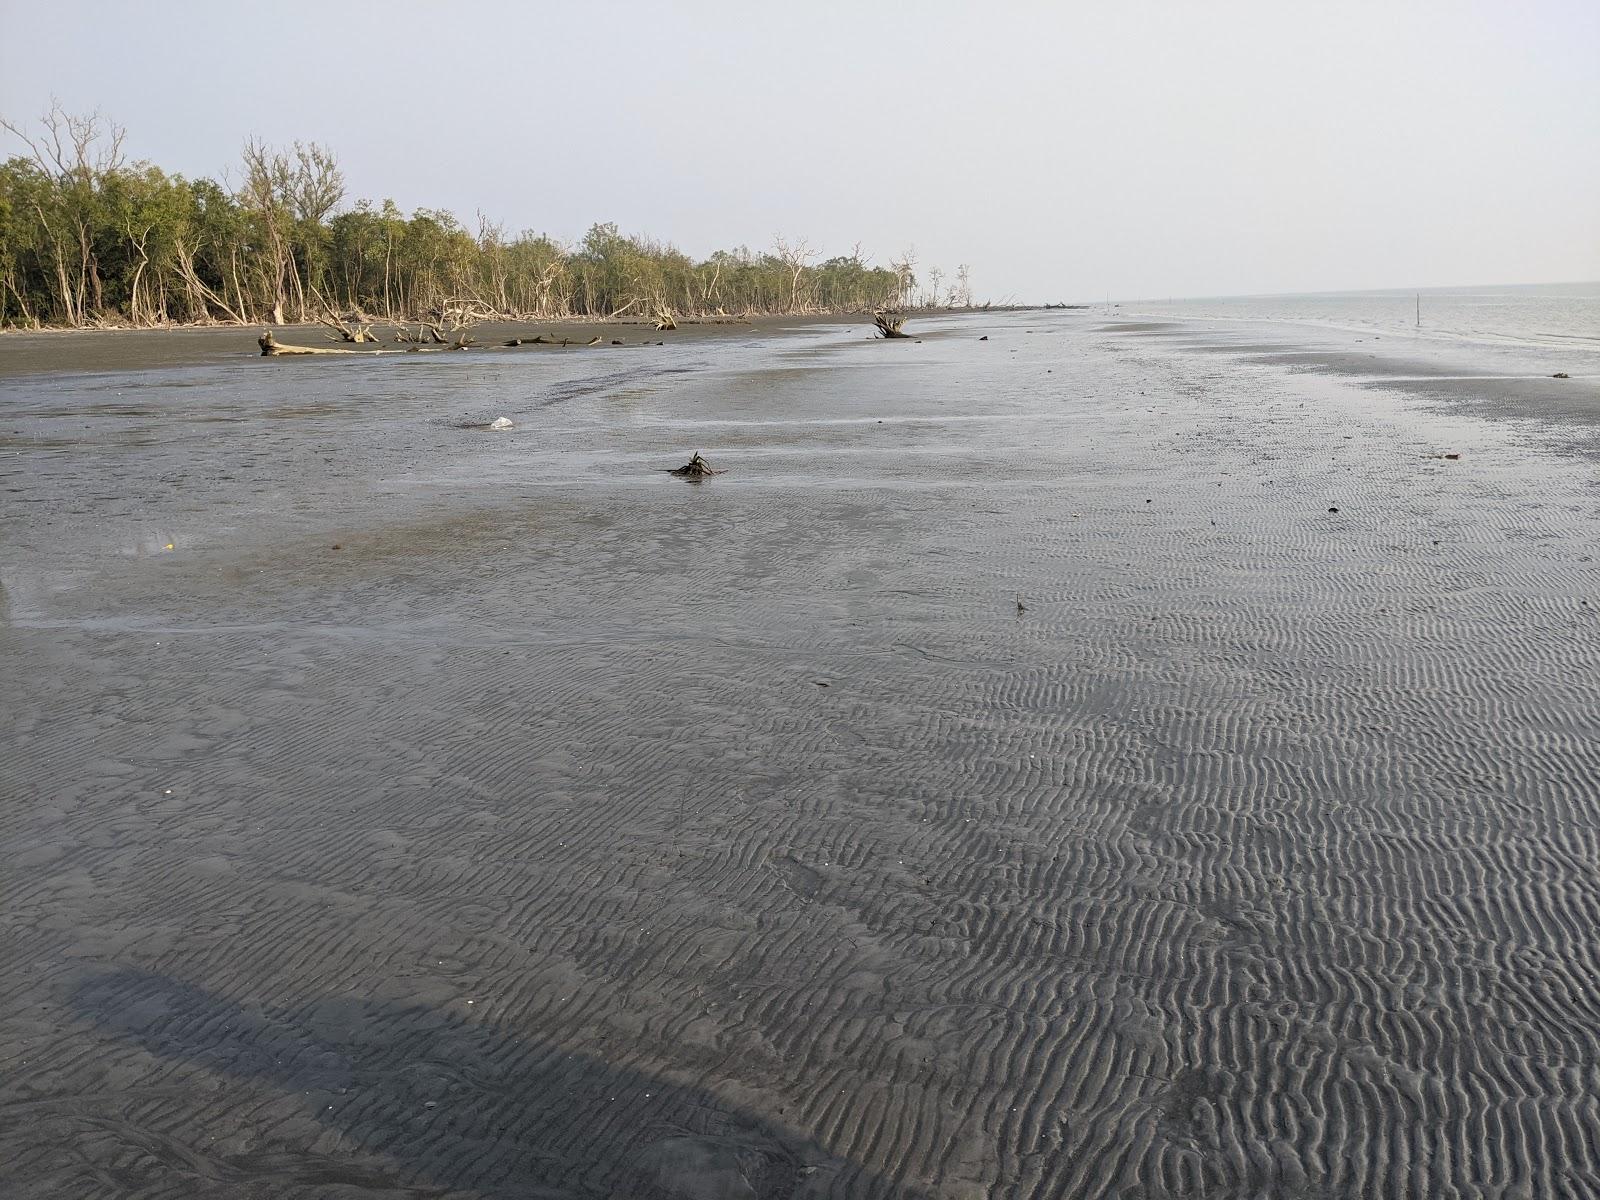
319, 313, 381, 343
505, 334, 602, 347
258, 328, 472, 357
415, 333, 477, 352
873, 311, 912, 339
655, 307, 678, 331
668, 452, 721, 478
393, 323, 450, 344
259, 331, 366, 356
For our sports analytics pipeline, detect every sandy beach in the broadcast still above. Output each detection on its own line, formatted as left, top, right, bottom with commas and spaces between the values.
4, 310, 1600, 1198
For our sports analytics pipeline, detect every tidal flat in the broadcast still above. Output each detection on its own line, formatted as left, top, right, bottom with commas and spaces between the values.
3, 311, 1600, 1198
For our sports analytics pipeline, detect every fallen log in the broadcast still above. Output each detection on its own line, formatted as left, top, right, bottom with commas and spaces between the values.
521, 334, 602, 347
259, 331, 368, 356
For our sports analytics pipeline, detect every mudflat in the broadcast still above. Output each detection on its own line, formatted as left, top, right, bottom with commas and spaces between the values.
4, 312, 1599, 1198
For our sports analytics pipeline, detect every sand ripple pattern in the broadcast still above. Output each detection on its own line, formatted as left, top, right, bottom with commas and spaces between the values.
3, 314, 1600, 1198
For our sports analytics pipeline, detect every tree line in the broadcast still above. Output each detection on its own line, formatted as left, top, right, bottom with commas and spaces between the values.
0, 106, 974, 330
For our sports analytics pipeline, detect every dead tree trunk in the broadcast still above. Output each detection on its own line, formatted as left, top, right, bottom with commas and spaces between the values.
259, 330, 366, 356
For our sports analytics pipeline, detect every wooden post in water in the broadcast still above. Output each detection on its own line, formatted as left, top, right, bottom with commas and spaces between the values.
1416, 293, 1421, 328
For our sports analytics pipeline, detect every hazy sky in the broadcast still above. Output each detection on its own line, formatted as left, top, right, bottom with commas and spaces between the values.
3, 0, 1596, 302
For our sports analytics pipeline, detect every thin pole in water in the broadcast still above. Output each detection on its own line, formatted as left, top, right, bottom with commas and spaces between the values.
1416, 293, 1420, 328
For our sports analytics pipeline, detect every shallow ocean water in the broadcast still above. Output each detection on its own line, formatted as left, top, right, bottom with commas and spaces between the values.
1124, 280, 1600, 350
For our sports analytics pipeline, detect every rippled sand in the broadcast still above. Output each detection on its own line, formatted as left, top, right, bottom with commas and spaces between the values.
3, 314, 1599, 1198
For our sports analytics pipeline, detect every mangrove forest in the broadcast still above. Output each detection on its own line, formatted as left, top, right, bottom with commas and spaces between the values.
0, 105, 972, 330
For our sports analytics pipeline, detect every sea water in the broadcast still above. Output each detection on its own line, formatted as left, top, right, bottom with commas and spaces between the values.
1124, 280, 1599, 350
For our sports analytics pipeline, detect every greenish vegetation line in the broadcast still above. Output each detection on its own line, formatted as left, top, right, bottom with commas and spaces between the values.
1, 106, 973, 331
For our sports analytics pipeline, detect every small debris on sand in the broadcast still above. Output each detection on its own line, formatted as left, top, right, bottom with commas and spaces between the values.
1553, 372, 1570, 379
669, 452, 722, 478
980, 335, 989, 341
488, 417, 514, 430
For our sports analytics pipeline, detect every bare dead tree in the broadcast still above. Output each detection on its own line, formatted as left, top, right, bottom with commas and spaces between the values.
233, 139, 343, 324
287, 142, 344, 224
889, 249, 918, 312
954, 264, 974, 308
237, 139, 296, 324
773, 235, 819, 312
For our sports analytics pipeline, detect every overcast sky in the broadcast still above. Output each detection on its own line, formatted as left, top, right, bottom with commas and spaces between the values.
2, 0, 1595, 302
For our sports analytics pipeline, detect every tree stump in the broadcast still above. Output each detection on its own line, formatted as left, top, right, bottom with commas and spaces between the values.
668, 452, 721, 478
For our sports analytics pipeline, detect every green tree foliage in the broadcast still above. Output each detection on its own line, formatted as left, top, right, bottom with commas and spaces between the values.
0, 108, 924, 329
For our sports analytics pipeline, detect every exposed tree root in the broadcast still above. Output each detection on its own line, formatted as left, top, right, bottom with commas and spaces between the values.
668, 452, 721, 478
318, 313, 381, 343
873, 311, 912, 338
393, 323, 450, 344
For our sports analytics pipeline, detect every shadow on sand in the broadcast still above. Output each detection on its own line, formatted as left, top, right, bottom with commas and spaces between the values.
72, 968, 910, 1199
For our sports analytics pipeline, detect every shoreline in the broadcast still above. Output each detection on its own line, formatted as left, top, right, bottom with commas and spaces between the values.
0, 309, 1017, 381
0, 313, 855, 380
0, 305, 1036, 371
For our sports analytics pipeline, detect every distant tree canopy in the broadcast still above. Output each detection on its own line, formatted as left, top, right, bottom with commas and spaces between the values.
0, 106, 964, 329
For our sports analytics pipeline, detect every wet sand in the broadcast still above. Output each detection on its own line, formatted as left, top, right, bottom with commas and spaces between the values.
4, 312, 1600, 1198
0, 315, 855, 382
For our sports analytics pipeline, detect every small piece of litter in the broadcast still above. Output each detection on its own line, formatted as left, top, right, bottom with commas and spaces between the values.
488, 417, 513, 430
